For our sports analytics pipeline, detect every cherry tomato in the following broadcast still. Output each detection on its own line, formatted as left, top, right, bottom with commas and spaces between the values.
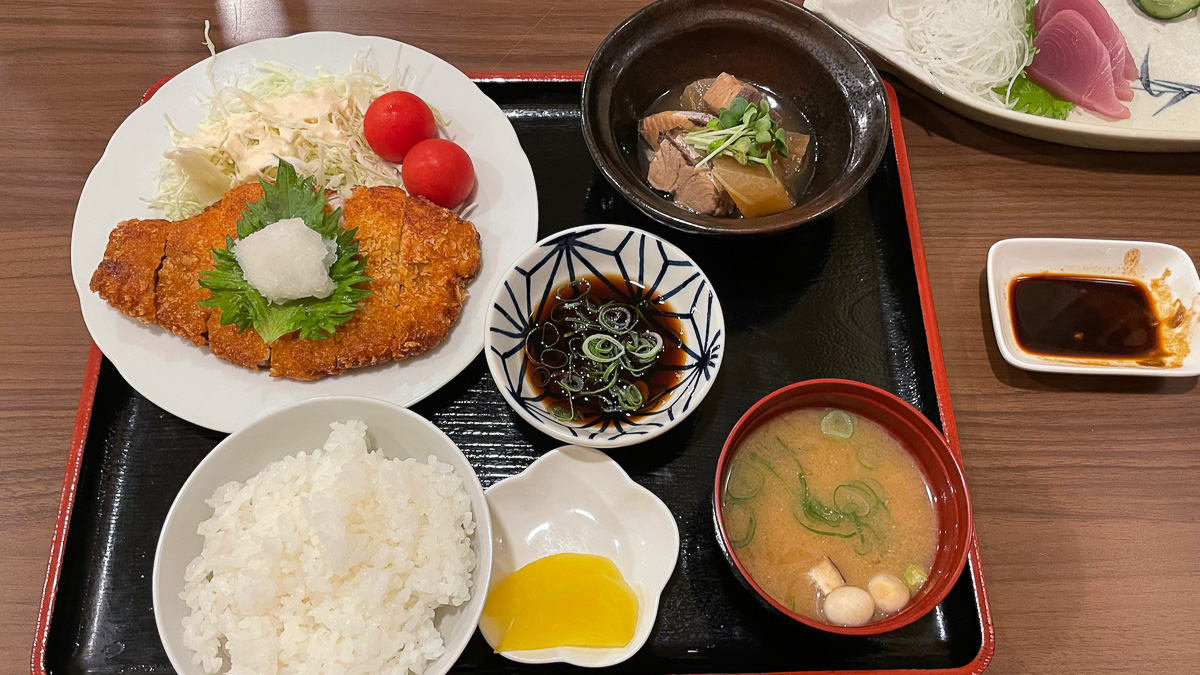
401, 139, 476, 209
363, 91, 437, 162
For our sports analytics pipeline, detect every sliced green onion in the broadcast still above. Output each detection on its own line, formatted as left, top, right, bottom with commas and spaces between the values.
581, 334, 625, 363
724, 501, 757, 548
902, 564, 929, 592
626, 331, 663, 361
857, 444, 883, 469
821, 409, 855, 439
614, 381, 645, 411
791, 503, 857, 538
559, 372, 585, 393
529, 280, 674, 422
863, 477, 888, 501
834, 484, 874, 516
749, 439, 893, 554
597, 303, 636, 333
538, 348, 568, 370
555, 278, 591, 303
726, 462, 765, 500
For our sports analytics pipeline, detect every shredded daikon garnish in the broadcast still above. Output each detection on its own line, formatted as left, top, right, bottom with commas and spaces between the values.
888, 0, 1033, 106
149, 31, 407, 220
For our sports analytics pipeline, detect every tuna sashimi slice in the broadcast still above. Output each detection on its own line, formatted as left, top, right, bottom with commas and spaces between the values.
1035, 0, 1138, 98
1026, 9, 1130, 119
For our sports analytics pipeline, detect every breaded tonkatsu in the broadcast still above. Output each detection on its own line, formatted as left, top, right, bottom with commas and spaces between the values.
90, 184, 482, 380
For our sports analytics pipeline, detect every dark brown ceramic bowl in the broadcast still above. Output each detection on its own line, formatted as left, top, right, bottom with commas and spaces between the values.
582, 0, 889, 236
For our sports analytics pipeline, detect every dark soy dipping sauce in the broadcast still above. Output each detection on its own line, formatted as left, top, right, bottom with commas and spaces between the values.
640, 79, 818, 203
525, 274, 686, 424
1010, 274, 1162, 359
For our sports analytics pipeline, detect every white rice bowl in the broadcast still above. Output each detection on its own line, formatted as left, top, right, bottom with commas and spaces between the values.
176, 419, 477, 675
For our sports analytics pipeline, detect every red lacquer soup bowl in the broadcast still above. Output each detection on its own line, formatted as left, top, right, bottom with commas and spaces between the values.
712, 379, 973, 635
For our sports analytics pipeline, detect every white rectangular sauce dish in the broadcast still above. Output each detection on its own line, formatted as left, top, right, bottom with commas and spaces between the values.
986, 237, 1200, 377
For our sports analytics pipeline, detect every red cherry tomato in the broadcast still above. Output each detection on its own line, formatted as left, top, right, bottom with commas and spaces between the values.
363, 91, 437, 162
401, 139, 476, 209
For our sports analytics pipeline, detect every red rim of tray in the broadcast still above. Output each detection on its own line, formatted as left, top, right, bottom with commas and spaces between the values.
34, 73, 995, 675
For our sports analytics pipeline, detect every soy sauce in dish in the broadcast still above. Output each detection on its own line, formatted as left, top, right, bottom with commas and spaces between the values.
524, 275, 686, 424
1009, 274, 1163, 360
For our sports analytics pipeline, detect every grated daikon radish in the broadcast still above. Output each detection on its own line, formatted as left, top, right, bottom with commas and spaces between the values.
233, 217, 337, 304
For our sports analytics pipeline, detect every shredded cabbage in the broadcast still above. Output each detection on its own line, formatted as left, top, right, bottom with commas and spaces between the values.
149, 44, 407, 220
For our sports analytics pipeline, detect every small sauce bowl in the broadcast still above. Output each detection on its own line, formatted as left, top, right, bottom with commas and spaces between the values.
712, 379, 973, 635
987, 237, 1200, 376
483, 224, 725, 448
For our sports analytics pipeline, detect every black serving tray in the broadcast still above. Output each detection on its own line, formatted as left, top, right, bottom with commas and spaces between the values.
35, 78, 994, 675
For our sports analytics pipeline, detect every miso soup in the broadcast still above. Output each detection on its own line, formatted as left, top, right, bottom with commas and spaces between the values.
720, 408, 937, 626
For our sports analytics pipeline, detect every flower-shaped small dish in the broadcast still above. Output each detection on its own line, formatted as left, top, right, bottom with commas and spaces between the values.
484, 224, 725, 448
480, 445, 680, 667
987, 238, 1200, 377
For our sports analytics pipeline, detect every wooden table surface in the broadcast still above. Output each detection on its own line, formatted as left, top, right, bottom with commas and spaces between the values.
2, 1, 1198, 673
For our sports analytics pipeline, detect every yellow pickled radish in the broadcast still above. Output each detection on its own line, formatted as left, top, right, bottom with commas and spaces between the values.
481, 552, 639, 651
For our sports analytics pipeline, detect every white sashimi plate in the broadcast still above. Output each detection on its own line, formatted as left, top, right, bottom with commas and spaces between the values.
808, 0, 1200, 152
71, 32, 538, 432
481, 446, 680, 667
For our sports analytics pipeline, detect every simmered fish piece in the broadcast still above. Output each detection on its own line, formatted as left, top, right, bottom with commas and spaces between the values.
638, 110, 713, 146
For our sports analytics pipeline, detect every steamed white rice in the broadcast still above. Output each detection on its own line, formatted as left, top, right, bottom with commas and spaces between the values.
180, 420, 476, 675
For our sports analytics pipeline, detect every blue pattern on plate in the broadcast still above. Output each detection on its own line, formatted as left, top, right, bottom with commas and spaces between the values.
488, 227, 723, 442
1138, 49, 1200, 116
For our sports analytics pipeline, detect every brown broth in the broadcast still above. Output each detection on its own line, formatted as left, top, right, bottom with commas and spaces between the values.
1009, 274, 1165, 360
526, 274, 686, 424
639, 78, 818, 206
721, 408, 937, 625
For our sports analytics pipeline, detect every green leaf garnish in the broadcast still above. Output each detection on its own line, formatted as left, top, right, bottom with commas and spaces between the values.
682, 95, 790, 178
997, 73, 1075, 121
198, 160, 372, 344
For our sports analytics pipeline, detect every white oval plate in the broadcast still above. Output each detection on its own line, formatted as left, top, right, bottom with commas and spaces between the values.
480, 446, 680, 667
808, 0, 1200, 152
71, 32, 538, 432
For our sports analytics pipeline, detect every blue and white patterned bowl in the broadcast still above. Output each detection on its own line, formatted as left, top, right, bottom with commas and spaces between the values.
484, 224, 725, 448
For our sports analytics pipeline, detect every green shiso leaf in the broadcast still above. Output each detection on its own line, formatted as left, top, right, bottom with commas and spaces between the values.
198, 160, 371, 344
998, 73, 1076, 121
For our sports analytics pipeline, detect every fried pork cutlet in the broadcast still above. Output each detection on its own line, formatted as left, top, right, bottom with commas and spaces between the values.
89, 218, 170, 322
334, 186, 406, 371
393, 195, 483, 360
156, 183, 264, 345
90, 183, 481, 380
207, 308, 270, 370
269, 331, 341, 380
